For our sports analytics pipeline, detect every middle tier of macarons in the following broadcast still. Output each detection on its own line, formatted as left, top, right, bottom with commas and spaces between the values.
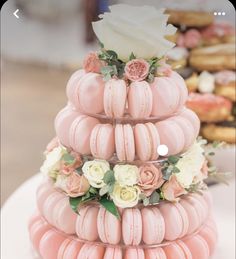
54, 105, 200, 162
66, 70, 188, 120
36, 180, 213, 246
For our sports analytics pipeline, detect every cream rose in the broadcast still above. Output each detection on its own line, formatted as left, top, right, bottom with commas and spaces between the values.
174, 141, 205, 188
114, 164, 139, 186
92, 5, 176, 60
40, 146, 66, 176
82, 160, 110, 188
111, 184, 140, 208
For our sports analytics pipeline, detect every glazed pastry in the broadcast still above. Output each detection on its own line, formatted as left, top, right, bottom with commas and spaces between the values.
189, 44, 236, 71
186, 93, 232, 123
185, 73, 199, 92
166, 47, 189, 69
166, 9, 214, 27
214, 70, 236, 102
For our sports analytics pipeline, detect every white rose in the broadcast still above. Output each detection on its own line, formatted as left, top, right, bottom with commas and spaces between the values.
111, 184, 140, 208
92, 4, 176, 60
174, 141, 205, 188
114, 164, 139, 186
54, 174, 67, 192
82, 160, 110, 188
40, 146, 66, 176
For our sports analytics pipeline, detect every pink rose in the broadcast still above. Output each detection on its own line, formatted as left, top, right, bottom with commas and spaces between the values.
60, 164, 75, 176
156, 59, 172, 77
138, 164, 165, 197
66, 171, 90, 197
70, 151, 83, 168
83, 52, 104, 73
162, 175, 187, 202
46, 137, 59, 152
184, 29, 202, 49
125, 59, 149, 81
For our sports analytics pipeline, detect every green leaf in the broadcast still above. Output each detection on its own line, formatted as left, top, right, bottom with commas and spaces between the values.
99, 197, 121, 220
172, 166, 180, 173
106, 50, 118, 59
98, 41, 104, 49
103, 170, 115, 185
69, 196, 83, 213
62, 153, 75, 165
168, 155, 181, 164
89, 187, 98, 195
143, 197, 150, 206
149, 191, 160, 204
129, 52, 136, 60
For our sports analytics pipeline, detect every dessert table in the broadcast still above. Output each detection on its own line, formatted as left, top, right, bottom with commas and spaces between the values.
1, 173, 235, 259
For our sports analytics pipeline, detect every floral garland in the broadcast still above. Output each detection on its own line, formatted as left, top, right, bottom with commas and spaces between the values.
40, 137, 216, 219
83, 43, 172, 83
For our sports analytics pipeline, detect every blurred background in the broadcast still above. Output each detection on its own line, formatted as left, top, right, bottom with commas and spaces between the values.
1, 0, 235, 205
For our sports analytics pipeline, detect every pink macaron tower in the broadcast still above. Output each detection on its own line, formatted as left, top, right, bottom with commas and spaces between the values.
28, 5, 218, 259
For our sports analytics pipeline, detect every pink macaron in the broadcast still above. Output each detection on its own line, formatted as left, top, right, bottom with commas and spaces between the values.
184, 235, 209, 259
54, 105, 81, 147
90, 123, 115, 160
122, 208, 142, 245
155, 120, 185, 156
128, 81, 152, 118
103, 247, 123, 259
104, 78, 127, 117
29, 219, 52, 251
69, 115, 99, 155
57, 239, 82, 259
141, 207, 165, 245
170, 71, 188, 107
67, 72, 105, 114
179, 108, 200, 138
39, 230, 65, 259
176, 240, 193, 259
124, 248, 145, 259
168, 115, 195, 151
144, 247, 167, 259
163, 243, 186, 259
77, 244, 105, 259
173, 202, 189, 238
134, 123, 160, 161
150, 76, 180, 117
159, 202, 183, 241
115, 124, 135, 161
97, 207, 121, 244
76, 205, 99, 241
28, 212, 42, 231
36, 182, 55, 214
52, 197, 77, 234
198, 225, 217, 256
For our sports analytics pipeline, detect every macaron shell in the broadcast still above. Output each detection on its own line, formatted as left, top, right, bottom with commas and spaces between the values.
76, 73, 105, 114
29, 220, 52, 251
61, 240, 82, 259
76, 205, 99, 241
198, 225, 217, 255
141, 207, 165, 245
28, 212, 42, 231
69, 115, 99, 154
39, 230, 65, 259
155, 120, 185, 155
179, 108, 200, 138
146, 123, 160, 160
170, 71, 188, 107
54, 106, 80, 147
151, 77, 180, 117
123, 124, 135, 161
104, 79, 127, 117
173, 202, 189, 238
90, 124, 115, 160
77, 244, 105, 259
134, 124, 152, 161
124, 248, 145, 259
103, 247, 123, 259
128, 81, 152, 118
159, 202, 183, 241
57, 239, 71, 259
176, 240, 193, 259
122, 208, 142, 245
163, 243, 186, 259
169, 116, 195, 151
144, 248, 167, 259
184, 235, 209, 259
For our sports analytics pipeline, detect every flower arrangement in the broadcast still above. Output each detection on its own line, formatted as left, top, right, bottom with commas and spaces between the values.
40, 138, 215, 219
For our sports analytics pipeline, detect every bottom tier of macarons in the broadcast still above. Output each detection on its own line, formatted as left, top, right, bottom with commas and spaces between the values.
28, 213, 217, 259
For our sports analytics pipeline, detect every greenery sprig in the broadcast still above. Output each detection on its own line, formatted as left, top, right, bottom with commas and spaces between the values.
161, 155, 182, 180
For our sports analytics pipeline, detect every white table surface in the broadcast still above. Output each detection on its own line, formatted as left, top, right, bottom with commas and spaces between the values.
1, 174, 235, 259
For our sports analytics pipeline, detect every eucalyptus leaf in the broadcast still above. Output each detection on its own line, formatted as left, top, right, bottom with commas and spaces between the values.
129, 52, 136, 60
149, 191, 160, 204
106, 50, 118, 59
99, 197, 121, 220
168, 155, 181, 164
103, 170, 115, 185
62, 153, 75, 165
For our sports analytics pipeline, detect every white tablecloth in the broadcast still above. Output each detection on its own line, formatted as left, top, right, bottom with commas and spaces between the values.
1, 174, 235, 259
